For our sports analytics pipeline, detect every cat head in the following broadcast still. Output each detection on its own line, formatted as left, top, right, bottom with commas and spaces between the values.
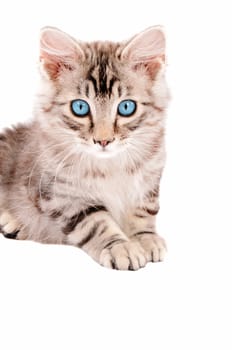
37, 26, 169, 170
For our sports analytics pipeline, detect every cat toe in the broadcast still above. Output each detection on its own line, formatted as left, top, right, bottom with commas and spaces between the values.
0, 211, 21, 239
3, 231, 20, 239
134, 233, 167, 263
100, 240, 147, 271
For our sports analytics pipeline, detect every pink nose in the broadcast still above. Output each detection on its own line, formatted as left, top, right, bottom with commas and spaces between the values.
93, 138, 114, 147
100, 140, 109, 147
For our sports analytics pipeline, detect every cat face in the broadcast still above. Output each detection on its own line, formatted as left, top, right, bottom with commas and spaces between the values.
37, 27, 169, 165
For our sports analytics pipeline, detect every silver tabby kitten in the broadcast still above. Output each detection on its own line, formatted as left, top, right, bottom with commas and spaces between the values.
0, 26, 169, 270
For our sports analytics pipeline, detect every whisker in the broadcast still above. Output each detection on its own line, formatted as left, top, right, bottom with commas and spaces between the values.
27, 141, 76, 199
52, 148, 76, 207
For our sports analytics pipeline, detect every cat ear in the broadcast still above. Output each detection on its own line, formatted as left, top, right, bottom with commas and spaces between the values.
40, 27, 84, 80
121, 26, 165, 79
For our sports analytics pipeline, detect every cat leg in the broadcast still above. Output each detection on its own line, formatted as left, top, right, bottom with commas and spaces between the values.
64, 207, 147, 270
132, 230, 166, 263
0, 211, 21, 239
127, 199, 167, 263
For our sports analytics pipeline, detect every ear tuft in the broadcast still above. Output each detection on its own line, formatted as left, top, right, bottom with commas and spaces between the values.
40, 27, 84, 80
121, 26, 166, 79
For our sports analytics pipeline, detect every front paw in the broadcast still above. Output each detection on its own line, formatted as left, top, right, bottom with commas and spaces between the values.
0, 211, 21, 239
99, 240, 147, 270
132, 232, 167, 262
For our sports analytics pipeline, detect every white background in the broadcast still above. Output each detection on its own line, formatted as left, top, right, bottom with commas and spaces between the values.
0, 1, 231, 349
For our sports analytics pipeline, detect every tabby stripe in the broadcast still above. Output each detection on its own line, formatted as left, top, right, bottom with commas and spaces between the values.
117, 85, 122, 97
40, 187, 52, 201
0, 135, 7, 141
53, 101, 66, 106
108, 77, 118, 96
126, 113, 147, 132
99, 61, 107, 95
50, 210, 63, 219
134, 214, 146, 218
87, 65, 118, 97
88, 75, 98, 95
147, 188, 159, 199
144, 208, 159, 216
55, 193, 81, 200
98, 225, 108, 236
154, 106, 164, 113
56, 177, 73, 185
135, 204, 159, 217
62, 115, 82, 131
141, 102, 154, 107
85, 84, 90, 97
141, 102, 164, 112
103, 237, 126, 250
127, 122, 140, 132
78, 222, 100, 248
133, 231, 154, 237
62, 206, 106, 234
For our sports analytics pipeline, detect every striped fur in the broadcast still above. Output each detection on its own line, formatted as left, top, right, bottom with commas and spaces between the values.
0, 26, 170, 270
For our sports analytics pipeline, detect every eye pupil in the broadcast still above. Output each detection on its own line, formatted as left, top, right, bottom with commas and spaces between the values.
71, 99, 90, 117
118, 100, 136, 117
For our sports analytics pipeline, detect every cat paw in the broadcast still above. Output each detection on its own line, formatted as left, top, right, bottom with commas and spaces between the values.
133, 232, 167, 262
99, 240, 147, 270
0, 211, 21, 239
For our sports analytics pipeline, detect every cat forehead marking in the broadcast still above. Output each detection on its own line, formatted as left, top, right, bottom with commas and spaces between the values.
85, 48, 120, 97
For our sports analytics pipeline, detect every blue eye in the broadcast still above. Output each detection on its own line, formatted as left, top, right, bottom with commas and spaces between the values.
71, 99, 90, 117
118, 100, 136, 117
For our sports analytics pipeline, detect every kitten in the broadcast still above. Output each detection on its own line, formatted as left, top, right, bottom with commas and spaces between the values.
0, 26, 169, 270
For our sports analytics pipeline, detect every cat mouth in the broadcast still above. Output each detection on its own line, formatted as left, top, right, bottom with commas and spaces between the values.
99, 147, 108, 152
91, 145, 121, 159
94, 148, 115, 158
80, 139, 121, 158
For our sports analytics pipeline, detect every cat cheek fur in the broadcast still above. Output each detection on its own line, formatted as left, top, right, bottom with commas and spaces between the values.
0, 26, 169, 270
